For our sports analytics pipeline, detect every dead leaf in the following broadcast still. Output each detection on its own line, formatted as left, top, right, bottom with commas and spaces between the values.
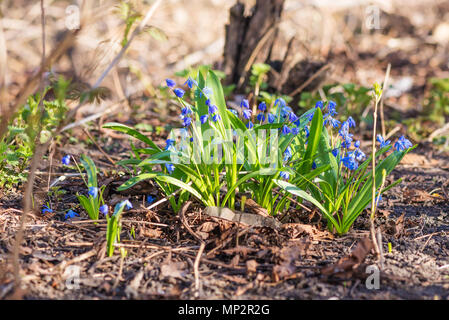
395, 212, 406, 238
321, 237, 373, 278
160, 262, 187, 279
272, 241, 309, 281
281, 223, 333, 241
198, 221, 218, 233
246, 259, 258, 273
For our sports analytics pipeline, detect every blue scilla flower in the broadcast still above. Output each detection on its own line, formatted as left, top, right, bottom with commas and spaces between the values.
307, 110, 315, 122
341, 155, 358, 170
208, 104, 218, 114
332, 148, 339, 157
354, 149, 366, 161
62, 155, 70, 166
304, 126, 310, 138
165, 139, 176, 152
258, 102, 267, 112
184, 77, 197, 89
88, 186, 98, 198
280, 106, 292, 119
291, 127, 299, 135
240, 99, 250, 109
267, 113, 275, 124
200, 114, 208, 124
165, 163, 175, 174
324, 116, 341, 128
279, 171, 290, 180
327, 101, 337, 116
182, 117, 192, 127
123, 200, 133, 210
312, 162, 317, 169
281, 125, 291, 135
274, 98, 286, 109
65, 209, 79, 220
147, 195, 156, 205
212, 114, 221, 122
100, 204, 108, 216
394, 135, 412, 152
246, 121, 253, 129
42, 205, 53, 215
347, 116, 356, 128
283, 146, 292, 162
315, 101, 324, 109
166, 79, 176, 88
257, 113, 265, 122
205, 99, 211, 107
354, 140, 361, 148
243, 108, 252, 120
289, 112, 298, 123
376, 134, 391, 148
181, 106, 192, 116
174, 88, 185, 98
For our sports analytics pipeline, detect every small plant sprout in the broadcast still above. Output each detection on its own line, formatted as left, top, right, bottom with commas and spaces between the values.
106, 200, 133, 257
73, 155, 106, 220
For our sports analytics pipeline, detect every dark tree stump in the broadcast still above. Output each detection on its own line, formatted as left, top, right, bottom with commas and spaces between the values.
223, 0, 285, 90
222, 0, 329, 104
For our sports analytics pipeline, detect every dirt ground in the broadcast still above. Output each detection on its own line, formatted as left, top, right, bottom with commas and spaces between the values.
1, 0, 449, 300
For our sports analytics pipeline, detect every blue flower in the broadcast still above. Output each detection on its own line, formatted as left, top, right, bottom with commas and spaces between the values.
280, 106, 292, 119
182, 117, 192, 127
242, 108, 252, 120
291, 127, 299, 135
315, 101, 324, 109
240, 99, 250, 109
354, 149, 366, 161
166, 79, 176, 88
100, 204, 108, 216
88, 186, 98, 198
200, 114, 209, 124
267, 113, 275, 124
65, 209, 79, 220
184, 77, 197, 89
331, 148, 339, 157
274, 98, 286, 109
354, 140, 361, 148
62, 155, 70, 166
208, 104, 218, 114
281, 125, 291, 135
165, 139, 176, 151
327, 101, 337, 116
283, 146, 292, 162
279, 171, 290, 180
312, 162, 317, 169
205, 99, 211, 107
376, 134, 391, 148
42, 205, 53, 215
347, 116, 356, 128
257, 113, 265, 122
258, 102, 267, 112
341, 155, 358, 170
304, 126, 310, 138
307, 111, 315, 122
181, 106, 192, 116
394, 135, 412, 152
122, 200, 133, 210
212, 114, 221, 122
165, 163, 175, 174
246, 121, 253, 129
174, 88, 185, 98
288, 112, 298, 123
146, 195, 156, 205
324, 116, 341, 128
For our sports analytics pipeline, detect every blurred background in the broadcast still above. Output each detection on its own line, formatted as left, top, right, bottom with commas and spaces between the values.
1, 0, 448, 145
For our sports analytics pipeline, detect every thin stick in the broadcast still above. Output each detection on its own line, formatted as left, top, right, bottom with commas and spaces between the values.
379, 63, 391, 138
289, 64, 331, 97
194, 242, 206, 298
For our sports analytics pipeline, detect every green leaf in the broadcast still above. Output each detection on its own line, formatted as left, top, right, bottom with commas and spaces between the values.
80, 155, 98, 188
103, 122, 161, 152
